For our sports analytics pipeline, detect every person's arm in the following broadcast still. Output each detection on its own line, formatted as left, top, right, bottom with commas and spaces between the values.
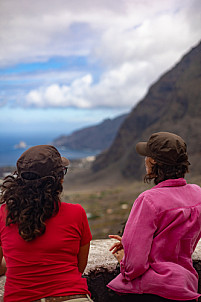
0, 247, 6, 276
77, 242, 90, 274
120, 195, 157, 281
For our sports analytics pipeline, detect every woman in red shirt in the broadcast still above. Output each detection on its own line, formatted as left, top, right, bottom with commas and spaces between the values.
0, 145, 93, 302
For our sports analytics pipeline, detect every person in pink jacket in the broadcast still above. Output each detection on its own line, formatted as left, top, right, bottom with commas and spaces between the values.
108, 132, 201, 302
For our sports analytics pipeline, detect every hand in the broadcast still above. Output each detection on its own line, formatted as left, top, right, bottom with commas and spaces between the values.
109, 235, 123, 254
114, 249, 124, 263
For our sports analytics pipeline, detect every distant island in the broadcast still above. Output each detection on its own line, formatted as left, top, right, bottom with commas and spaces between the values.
14, 141, 27, 149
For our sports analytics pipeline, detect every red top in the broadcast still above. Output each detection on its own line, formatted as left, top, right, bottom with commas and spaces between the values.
0, 202, 92, 302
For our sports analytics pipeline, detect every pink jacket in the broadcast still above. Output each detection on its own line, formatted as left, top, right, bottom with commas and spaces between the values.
108, 178, 201, 300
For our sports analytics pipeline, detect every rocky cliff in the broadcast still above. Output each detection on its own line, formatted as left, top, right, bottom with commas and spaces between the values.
92, 41, 201, 179
53, 114, 127, 151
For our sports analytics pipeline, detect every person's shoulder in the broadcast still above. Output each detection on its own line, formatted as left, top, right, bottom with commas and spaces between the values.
187, 183, 201, 190
186, 183, 201, 195
60, 202, 84, 212
135, 187, 160, 212
134, 189, 154, 208
59, 203, 87, 222
137, 187, 154, 199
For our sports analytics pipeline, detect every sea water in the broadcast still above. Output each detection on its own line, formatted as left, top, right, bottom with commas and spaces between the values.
0, 132, 99, 167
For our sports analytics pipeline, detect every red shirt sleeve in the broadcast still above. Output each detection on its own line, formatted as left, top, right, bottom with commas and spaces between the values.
79, 206, 92, 246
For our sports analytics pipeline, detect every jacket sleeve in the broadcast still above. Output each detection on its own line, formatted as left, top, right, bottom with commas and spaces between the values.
120, 194, 157, 281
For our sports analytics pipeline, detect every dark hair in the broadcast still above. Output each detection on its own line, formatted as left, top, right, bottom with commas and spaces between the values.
144, 162, 189, 185
0, 171, 64, 241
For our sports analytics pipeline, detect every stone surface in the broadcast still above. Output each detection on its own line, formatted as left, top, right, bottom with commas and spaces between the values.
192, 239, 201, 261
85, 239, 118, 274
0, 238, 201, 301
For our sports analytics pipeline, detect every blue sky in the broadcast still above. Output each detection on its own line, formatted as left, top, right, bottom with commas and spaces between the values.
0, 0, 201, 140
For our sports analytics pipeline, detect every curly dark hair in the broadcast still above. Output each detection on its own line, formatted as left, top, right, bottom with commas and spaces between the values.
144, 162, 189, 185
0, 171, 64, 241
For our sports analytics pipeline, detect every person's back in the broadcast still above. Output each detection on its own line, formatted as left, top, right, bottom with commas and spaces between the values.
147, 181, 201, 266
0, 202, 91, 301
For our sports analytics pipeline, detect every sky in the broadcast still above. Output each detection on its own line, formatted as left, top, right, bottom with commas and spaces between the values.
0, 0, 201, 139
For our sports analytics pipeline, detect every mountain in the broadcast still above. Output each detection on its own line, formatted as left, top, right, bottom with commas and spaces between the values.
53, 113, 128, 151
92, 41, 201, 179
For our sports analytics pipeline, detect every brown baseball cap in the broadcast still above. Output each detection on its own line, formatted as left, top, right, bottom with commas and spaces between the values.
17, 145, 70, 179
136, 132, 189, 166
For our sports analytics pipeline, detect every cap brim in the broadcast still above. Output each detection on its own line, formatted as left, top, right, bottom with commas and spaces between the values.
136, 142, 148, 156
61, 156, 70, 167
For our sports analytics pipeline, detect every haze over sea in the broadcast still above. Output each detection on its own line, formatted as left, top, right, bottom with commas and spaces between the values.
0, 132, 99, 167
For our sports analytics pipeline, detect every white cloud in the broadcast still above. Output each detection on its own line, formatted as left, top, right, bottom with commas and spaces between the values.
0, 0, 201, 110
24, 63, 152, 109
1, 0, 200, 67
20, 61, 156, 109
25, 75, 93, 108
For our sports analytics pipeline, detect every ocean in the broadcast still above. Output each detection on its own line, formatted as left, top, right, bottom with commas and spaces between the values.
0, 132, 99, 167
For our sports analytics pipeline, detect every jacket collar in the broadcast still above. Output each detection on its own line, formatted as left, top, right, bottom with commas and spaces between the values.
152, 178, 187, 190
